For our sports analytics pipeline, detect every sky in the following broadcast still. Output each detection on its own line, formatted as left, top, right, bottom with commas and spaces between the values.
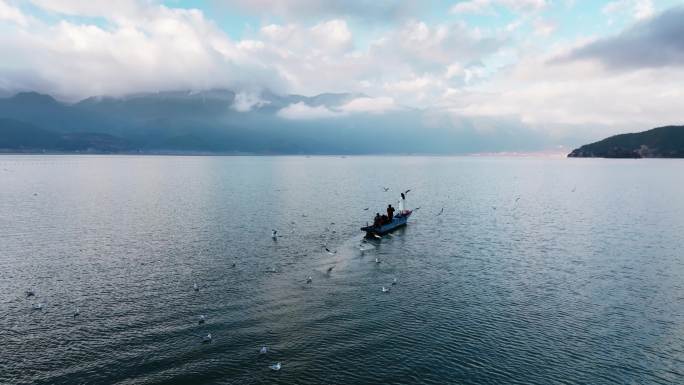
0, 0, 683, 144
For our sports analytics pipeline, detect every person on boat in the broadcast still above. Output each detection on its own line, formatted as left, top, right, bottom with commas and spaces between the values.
387, 204, 395, 222
373, 213, 382, 227
381, 214, 388, 224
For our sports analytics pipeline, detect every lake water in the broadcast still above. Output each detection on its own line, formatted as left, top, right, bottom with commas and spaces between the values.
1, 155, 683, 385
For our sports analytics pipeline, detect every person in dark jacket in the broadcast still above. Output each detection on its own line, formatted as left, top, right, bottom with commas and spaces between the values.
374, 213, 382, 227
387, 204, 395, 221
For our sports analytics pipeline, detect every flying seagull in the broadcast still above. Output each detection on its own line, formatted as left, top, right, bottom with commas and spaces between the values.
326, 266, 335, 274
324, 247, 336, 255
382, 187, 390, 192
436, 208, 444, 216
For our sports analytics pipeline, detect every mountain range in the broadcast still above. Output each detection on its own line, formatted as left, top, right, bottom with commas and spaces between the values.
0, 89, 560, 154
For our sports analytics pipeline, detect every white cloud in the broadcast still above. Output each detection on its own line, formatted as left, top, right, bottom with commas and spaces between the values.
232, 91, 269, 112
0, 0, 29, 26
339, 96, 398, 114
277, 102, 340, 119
603, 0, 654, 21
451, 0, 547, 15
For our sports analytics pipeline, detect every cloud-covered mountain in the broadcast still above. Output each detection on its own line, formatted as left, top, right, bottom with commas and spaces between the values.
0, 90, 563, 154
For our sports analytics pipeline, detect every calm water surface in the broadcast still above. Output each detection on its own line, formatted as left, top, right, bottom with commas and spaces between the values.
1, 155, 683, 385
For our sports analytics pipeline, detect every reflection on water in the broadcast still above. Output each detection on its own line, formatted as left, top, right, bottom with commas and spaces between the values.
1, 155, 683, 384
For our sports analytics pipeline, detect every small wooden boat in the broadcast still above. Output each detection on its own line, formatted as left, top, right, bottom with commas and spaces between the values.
361, 210, 412, 237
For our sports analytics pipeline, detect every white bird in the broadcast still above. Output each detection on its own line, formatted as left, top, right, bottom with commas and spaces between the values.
73, 307, 80, 317
324, 247, 336, 255
25, 289, 35, 297
392, 278, 397, 285
32, 303, 44, 310
202, 333, 212, 343
306, 276, 312, 284
198, 315, 206, 324
270, 362, 282, 371
193, 283, 199, 292
375, 258, 381, 264
382, 287, 390, 293
260, 346, 268, 354
272, 230, 278, 239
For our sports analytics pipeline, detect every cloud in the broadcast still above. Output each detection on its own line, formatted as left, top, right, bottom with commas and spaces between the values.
560, 6, 684, 70
232, 91, 269, 112
338, 96, 398, 114
212, 0, 420, 22
277, 102, 340, 119
451, 0, 547, 15
603, 0, 654, 21
0, 0, 29, 26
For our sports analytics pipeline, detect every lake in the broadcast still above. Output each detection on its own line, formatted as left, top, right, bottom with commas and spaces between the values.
1, 155, 683, 384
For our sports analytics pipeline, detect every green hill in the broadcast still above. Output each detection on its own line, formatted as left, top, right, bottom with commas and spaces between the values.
568, 125, 684, 158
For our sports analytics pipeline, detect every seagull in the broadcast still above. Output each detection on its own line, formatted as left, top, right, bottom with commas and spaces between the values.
382, 187, 390, 192
515, 196, 521, 202
324, 247, 336, 255
271, 230, 278, 239
436, 208, 444, 216
382, 287, 390, 293
375, 258, 381, 264
73, 307, 80, 317
202, 333, 212, 343
392, 278, 397, 285
363, 207, 369, 211
260, 346, 269, 354
198, 315, 206, 324
404, 189, 411, 194
231, 263, 236, 268
306, 276, 312, 284
270, 362, 282, 371
371, 233, 382, 239
326, 266, 335, 274
25, 289, 35, 297
193, 283, 199, 292
32, 303, 44, 311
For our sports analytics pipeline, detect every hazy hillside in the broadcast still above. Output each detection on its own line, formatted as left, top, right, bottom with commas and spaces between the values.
568, 126, 684, 158
0, 90, 553, 154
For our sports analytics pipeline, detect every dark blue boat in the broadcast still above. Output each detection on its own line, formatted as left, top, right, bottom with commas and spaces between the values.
361, 210, 412, 237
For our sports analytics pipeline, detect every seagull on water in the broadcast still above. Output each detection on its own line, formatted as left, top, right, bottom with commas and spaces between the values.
25, 289, 35, 298
73, 307, 80, 317
32, 303, 44, 310
270, 362, 282, 371
260, 346, 268, 354
198, 315, 206, 324
306, 276, 312, 284
202, 333, 212, 343
375, 258, 381, 264
193, 283, 199, 292
382, 287, 390, 293
392, 278, 397, 285
363, 207, 369, 211
326, 266, 335, 274
324, 247, 336, 255
272, 230, 278, 239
